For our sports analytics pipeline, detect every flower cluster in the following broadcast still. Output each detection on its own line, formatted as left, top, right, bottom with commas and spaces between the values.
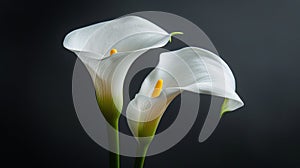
64, 16, 244, 168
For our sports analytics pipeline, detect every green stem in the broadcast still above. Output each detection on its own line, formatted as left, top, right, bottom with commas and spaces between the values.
134, 143, 149, 168
107, 118, 120, 168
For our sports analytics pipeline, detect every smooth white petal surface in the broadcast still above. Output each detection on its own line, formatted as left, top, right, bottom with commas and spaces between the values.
126, 92, 168, 136
140, 47, 244, 113
127, 47, 244, 138
63, 15, 169, 58
96, 50, 147, 112
63, 16, 171, 112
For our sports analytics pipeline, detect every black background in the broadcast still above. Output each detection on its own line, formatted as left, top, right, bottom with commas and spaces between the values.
2, 0, 300, 167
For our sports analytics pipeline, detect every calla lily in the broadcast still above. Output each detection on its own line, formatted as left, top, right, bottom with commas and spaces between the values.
126, 47, 244, 167
63, 16, 181, 168
63, 16, 181, 124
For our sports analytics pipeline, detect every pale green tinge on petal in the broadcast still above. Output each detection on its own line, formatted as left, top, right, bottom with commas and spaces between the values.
221, 98, 229, 116
126, 92, 168, 139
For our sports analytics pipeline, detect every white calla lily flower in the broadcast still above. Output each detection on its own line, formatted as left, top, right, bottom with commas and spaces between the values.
63, 16, 180, 125
126, 47, 244, 139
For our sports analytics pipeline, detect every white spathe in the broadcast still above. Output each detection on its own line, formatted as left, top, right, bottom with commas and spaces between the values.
126, 47, 244, 137
63, 16, 172, 113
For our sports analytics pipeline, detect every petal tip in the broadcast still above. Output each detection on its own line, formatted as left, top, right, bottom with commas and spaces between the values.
169, 31, 184, 42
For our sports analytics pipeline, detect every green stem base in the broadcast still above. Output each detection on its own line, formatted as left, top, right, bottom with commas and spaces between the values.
109, 151, 120, 168
134, 143, 149, 168
107, 119, 120, 168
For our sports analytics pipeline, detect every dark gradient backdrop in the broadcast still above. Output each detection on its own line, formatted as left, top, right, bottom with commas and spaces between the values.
1, 0, 300, 167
